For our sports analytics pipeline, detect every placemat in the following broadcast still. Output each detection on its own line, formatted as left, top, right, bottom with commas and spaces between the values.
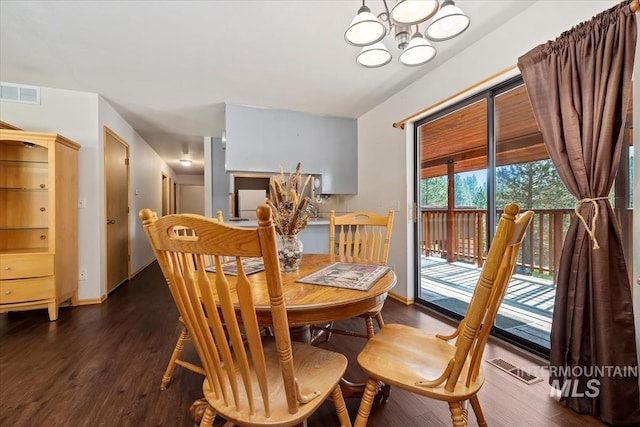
295, 262, 390, 291
204, 257, 264, 276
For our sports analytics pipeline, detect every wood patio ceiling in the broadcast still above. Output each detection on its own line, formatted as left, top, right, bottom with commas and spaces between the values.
419, 84, 633, 179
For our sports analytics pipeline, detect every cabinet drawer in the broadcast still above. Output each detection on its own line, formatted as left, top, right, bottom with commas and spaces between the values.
0, 254, 54, 279
0, 277, 54, 304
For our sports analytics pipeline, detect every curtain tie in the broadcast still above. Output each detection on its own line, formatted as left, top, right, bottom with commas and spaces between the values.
574, 196, 609, 250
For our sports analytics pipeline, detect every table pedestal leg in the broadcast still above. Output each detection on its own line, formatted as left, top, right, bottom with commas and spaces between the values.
288, 325, 312, 343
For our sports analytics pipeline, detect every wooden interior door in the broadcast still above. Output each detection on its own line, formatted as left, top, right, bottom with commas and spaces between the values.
161, 173, 169, 216
171, 179, 177, 213
104, 128, 130, 294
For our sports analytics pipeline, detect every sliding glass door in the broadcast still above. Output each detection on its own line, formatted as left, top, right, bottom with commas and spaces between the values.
415, 76, 634, 357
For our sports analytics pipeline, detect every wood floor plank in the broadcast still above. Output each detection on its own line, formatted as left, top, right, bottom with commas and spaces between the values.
0, 261, 607, 427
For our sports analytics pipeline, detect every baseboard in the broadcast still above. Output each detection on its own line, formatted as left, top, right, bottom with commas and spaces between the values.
77, 295, 107, 306
388, 292, 414, 305
75, 260, 156, 306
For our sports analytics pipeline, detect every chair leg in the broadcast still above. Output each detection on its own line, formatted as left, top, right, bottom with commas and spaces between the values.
198, 404, 216, 427
161, 326, 190, 390
369, 312, 392, 405
469, 395, 487, 427
448, 401, 468, 427
374, 312, 385, 329
330, 385, 352, 427
354, 378, 379, 427
365, 317, 375, 339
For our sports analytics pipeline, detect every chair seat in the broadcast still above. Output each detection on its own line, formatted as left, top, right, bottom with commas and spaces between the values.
204, 338, 348, 426
357, 324, 484, 401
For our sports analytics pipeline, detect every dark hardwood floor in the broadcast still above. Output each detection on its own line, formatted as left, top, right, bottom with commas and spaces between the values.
0, 262, 607, 427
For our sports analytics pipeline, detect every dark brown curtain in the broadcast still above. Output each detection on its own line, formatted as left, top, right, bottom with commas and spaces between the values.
517, 2, 639, 425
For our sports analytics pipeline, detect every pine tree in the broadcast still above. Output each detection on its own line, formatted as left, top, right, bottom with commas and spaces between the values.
496, 159, 573, 210
421, 176, 447, 207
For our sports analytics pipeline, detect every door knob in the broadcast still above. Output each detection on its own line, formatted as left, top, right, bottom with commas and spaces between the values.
107, 219, 116, 225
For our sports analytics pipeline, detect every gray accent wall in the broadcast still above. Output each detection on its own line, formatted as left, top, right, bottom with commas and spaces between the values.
224, 103, 357, 194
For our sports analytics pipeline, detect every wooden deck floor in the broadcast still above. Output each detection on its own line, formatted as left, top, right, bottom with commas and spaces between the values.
420, 256, 554, 348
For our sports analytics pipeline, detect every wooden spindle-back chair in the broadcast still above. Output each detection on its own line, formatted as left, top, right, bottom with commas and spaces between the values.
313, 209, 394, 342
353, 203, 533, 427
155, 210, 223, 390
140, 205, 351, 427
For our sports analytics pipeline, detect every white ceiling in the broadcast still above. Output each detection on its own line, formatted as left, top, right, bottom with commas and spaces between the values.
0, 0, 535, 175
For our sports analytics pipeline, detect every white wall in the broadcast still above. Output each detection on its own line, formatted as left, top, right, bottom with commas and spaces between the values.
179, 185, 205, 215
354, 1, 620, 302
1, 88, 100, 301
0, 89, 176, 301
176, 174, 204, 186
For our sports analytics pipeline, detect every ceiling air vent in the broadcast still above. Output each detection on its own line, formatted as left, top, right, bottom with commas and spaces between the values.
0, 82, 41, 105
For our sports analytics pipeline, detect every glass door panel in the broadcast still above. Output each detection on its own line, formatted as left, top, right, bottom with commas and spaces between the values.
493, 83, 572, 354
417, 98, 487, 319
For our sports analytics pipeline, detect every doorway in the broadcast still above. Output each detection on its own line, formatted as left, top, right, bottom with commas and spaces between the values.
104, 127, 130, 294
161, 172, 176, 216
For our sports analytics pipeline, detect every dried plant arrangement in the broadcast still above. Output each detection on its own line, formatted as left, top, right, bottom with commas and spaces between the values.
266, 162, 314, 236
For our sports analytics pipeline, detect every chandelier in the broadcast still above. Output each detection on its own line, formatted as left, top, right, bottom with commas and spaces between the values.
345, 0, 470, 68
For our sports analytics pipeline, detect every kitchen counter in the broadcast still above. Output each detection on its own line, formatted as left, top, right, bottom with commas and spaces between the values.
227, 218, 329, 227
227, 218, 329, 253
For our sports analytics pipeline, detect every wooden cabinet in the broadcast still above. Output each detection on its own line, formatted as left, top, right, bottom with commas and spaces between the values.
0, 130, 80, 321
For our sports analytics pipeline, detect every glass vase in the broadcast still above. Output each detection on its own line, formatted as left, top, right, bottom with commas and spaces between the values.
278, 234, 303, 272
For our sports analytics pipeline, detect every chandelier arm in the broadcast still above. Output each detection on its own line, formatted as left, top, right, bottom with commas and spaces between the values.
381, 0, 390, 15
378, 0, 393, 36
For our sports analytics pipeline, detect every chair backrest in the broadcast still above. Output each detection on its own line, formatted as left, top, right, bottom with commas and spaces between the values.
174, 210, 224, 231
430, 204, 533, 392
139, 205, 301, 417
173, 226, 197, 238
154, 210, 226, 279
329, 209, 394, 264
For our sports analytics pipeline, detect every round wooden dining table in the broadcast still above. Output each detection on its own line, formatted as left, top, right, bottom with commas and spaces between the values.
205, 253, 397, 329
190, 253, 397, 415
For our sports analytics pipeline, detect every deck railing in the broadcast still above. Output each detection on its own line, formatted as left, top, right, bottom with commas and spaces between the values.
420, 208, 575, 281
